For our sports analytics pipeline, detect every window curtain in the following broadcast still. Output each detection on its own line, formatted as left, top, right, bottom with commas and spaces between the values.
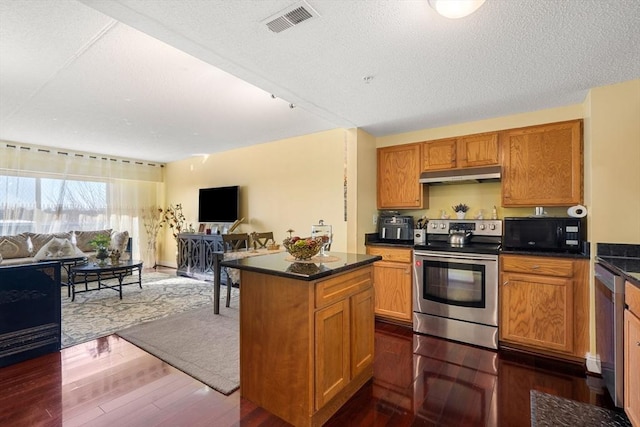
0, 142, 165, 266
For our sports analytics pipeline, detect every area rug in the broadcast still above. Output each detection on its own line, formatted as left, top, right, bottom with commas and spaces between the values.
530, 390, 631, 426
117, 304, 239, 395
61, 271, 238, 348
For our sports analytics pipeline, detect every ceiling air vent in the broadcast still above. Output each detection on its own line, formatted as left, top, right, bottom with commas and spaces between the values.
262, 1, 319, 33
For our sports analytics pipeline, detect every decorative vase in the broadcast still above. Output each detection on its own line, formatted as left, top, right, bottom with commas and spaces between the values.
96, 247, 109, 264
456, 211, 466, 219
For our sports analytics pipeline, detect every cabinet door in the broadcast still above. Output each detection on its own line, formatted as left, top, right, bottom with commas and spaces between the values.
377, 144, 425, 209
502, 120, 582, 206
351, 287, 374, 379
457, 132, 499, 168
421, 138, 457, 171
372, 261, 412, 322
500, 272, 574, 353
625, 309, 640, 426
315, 299, 350, 410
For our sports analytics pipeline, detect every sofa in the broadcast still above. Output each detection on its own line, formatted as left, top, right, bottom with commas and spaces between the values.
0, 229, 131, 282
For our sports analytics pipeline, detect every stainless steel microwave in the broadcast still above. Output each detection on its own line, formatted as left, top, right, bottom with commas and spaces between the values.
503, 217, 585, 253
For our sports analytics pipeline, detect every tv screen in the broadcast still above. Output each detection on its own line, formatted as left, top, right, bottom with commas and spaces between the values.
198, 186, 239, 223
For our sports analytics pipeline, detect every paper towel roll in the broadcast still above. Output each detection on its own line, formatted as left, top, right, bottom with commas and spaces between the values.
567, 205, 587, 218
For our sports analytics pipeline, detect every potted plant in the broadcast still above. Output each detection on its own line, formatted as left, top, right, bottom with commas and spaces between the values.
89, 234, 111, 264
452, 203, 470, 219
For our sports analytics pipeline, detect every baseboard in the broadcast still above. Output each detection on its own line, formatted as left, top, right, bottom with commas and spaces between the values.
585, 352, 601, 374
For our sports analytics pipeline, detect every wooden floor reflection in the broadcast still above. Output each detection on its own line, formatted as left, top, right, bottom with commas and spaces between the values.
0, 320, 617, 427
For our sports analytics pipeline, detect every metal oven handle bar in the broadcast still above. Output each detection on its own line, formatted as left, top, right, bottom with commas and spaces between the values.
414, 251, 498, 262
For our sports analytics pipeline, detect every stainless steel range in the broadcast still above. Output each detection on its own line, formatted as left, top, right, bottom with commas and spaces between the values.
413, 219, 502, 349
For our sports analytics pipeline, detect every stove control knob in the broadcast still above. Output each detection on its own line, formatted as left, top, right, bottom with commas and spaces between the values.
440, 223, 446, 229
489, 224, 496, 230
431, 222, 438, 229
479, 224, 486, 230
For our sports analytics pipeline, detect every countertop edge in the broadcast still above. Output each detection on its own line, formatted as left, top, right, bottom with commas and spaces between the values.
220, 254, 381, 281
596, 256, 640, 288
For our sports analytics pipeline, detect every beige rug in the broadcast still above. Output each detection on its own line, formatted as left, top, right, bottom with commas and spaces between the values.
117, 304, 239, 395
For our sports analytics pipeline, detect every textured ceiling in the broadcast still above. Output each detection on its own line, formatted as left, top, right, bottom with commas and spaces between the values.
1, 0, 639, 163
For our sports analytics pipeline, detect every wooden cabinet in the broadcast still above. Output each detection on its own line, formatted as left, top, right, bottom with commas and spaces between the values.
421, 132, 499, 171
366, 246, 413, 324
315, 286, 374, 409
377, 143, 427, 209
499, 254, 589, 361
240, 265, 374, 427
501, 120, 583, 206
625, 281, 640, 426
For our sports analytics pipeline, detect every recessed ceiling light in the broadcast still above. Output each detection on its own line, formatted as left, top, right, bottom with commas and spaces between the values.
428, 0, 485, 19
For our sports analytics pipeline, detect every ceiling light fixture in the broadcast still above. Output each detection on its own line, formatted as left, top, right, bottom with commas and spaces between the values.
428, 0, 486, 19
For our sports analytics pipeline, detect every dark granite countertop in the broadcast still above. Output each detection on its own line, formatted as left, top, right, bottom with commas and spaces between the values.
364, 233, 414, 248
220, 252, 381, 281
499, 248, 590, 259
596, 243, 640, 287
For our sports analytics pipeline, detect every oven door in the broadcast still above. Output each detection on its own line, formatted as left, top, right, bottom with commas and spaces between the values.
413, 251, 498, 327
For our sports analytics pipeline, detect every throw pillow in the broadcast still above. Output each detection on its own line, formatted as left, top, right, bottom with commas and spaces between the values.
109, 230, 129, 258
27, 232, 72, 255
33, 237, 84, 261
73, 229, 112, 252
0, 233, 32, 259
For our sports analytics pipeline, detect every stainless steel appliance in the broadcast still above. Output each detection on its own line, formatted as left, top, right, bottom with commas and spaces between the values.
413, 219, 502, 349
378, 214, 414, 241
502, 217, 585, 253
595, 262, 625, 407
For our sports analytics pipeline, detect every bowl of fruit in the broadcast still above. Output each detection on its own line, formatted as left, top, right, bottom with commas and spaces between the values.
282, 236, 324, 260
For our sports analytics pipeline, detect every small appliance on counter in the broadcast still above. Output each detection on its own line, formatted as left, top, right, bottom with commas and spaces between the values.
502, 216, 585, 253
377, 214, 414, 242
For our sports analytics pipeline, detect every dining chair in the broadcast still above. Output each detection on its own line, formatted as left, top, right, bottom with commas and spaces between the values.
250, 231, 275, 249
221, 233, 249, 307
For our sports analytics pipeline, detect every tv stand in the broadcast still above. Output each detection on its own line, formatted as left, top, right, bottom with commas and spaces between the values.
177, 233, 226, 281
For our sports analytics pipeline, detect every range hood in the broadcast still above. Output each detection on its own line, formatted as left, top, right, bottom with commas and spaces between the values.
419, 165, 501, 184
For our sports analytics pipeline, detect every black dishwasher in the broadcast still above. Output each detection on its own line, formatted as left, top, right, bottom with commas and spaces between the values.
594, 262, 625, 407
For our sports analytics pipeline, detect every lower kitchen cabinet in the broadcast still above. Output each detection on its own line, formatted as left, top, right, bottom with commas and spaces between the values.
499, 254, 589, 361
366, 246, 413, 324
625, 281, 640, 426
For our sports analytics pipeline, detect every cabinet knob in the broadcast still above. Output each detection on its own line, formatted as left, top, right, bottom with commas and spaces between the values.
637, 341, 640, 346
531, 265, 540, 269
503, 281, 509, 286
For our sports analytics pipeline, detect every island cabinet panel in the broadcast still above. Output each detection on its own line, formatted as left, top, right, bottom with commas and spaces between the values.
625, 282, 640, 426
501, 119, 583, 206
367, 246, 413, 324
377, 143, 427, 209
499, 254, 589, 362
239, 265, 375, 427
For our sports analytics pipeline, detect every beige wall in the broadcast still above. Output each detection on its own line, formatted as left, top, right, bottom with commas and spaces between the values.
160, 129, 350, 266
586, 79, 640, 244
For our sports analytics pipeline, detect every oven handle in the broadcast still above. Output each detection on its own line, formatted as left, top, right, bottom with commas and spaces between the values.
414, 252, 498, 262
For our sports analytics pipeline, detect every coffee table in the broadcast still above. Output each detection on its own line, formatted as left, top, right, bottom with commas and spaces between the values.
69, 260, 143, 301
38, 256, 88, 297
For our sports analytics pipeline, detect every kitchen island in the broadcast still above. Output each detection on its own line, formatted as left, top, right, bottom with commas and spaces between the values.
220, 252, 381, 427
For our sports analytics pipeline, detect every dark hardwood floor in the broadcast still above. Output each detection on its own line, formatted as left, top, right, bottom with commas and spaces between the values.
0, 320, 618, 427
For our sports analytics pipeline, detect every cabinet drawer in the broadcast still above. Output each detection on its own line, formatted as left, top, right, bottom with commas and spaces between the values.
627, 281, 640, 316
366, 246, 412, 263
501, 255, 574, 277
316, 267, 372, 309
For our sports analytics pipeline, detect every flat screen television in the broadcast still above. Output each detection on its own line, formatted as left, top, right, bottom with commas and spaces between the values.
198, 186, 239, 223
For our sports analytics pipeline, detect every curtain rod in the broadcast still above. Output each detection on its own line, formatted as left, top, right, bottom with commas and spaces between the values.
2, 142, 164, 168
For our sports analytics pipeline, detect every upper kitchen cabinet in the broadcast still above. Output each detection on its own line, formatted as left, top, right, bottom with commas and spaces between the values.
377, 143, 427, 209
502, 120, 583, 207
420, 132, 500, 171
